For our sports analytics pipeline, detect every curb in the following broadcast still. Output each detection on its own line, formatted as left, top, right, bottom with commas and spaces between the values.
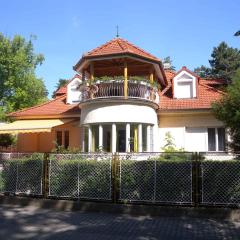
0, 195, 240, 221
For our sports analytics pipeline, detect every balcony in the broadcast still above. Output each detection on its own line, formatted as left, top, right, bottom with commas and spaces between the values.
80, 80, 159, 104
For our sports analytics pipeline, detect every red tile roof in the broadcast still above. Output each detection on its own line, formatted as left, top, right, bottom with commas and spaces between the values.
55, 85, 67, 96
54, 74, 81, 97
9, 95, 80, 118
84, 37, 161, 62
160, 69, 225, 110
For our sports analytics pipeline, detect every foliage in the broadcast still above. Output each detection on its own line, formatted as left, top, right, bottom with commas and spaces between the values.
194, 65, 212, 78
52, 78, 68, 98
234, 30, 240, 36
0, 134, 16, 147
49, 158, 111, 198
201, 161, 240, 203
210, 42, 240, 82
163, 56, 176, 71
1, 157, 43, 194
161, 131, 184, 152
194, 42, 240, 83
51, 142, 82, 153
212, 69, 240, 151
0, 33, 48, 120
86, 75, 159, 88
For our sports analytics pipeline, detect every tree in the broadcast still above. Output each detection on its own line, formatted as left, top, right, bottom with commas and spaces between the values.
212, 69, 240, 151
194, 42, 240, 82
0, 33, 48, 120
0, 134, 16, 148
52, 78, 68, 98
163, 56, 176, 71
234, 31, 240, 36
194, 65, 212, 78
210, 42, 240, 82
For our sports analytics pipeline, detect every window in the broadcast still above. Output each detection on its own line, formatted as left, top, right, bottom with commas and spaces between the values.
56, 131, 62, 146
218, 128, 225, 151
173, 72, 196, 99
208, 128, 225, 151
56, 130, 70, 149
64, 131, 69, 149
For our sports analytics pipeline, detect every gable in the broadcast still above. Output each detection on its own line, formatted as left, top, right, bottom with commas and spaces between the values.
173, 69, 197, 99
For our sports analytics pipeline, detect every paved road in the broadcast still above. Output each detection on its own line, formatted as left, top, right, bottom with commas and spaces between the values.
0, 204, 239, 240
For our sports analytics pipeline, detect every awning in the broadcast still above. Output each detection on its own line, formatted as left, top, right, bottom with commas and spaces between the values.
0, 119, 74, 134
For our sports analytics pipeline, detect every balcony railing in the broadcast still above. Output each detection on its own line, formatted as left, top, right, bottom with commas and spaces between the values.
80, 80, 159, 103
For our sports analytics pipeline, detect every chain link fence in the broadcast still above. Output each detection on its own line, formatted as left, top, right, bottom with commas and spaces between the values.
0, 153, 43, 195
119, 152, 193, 204
48, 153, 112, 200
200, 152, 240, 206
0, 151, 240, 207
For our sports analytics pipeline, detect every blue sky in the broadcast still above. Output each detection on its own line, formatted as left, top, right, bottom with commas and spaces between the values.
0, 0, 239, 97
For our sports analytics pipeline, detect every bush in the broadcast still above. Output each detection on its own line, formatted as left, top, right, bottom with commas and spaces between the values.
0, 134, 16, 148
120, 159, 192, 203
49, 158, 111, 199
1, 156, 43, 194
201, 160, 240, 203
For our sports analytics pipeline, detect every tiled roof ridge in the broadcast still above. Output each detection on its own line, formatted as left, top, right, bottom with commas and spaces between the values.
116, 38, 128, 51
86, 37, 160, 61
8, 94, 67, 116
119, 38, 160, 61
87, 38, 116, 55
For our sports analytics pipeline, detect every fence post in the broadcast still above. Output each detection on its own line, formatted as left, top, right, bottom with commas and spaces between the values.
112, 153, 119, 203
192, 152, 201, 207
42, 153, 49, 198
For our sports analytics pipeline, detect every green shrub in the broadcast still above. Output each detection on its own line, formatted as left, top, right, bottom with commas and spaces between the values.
1, 157, 43, 194
49, 158, 111, 199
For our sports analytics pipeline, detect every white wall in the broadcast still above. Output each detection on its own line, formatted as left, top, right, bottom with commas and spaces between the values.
81, 101, 158, 125
67, 77, 82, 104
158, 113, 224, 152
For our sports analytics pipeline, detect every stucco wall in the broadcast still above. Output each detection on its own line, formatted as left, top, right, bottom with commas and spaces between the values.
17, 122, 82, 152
158, 113, 224, 152
17, 133, 39, 152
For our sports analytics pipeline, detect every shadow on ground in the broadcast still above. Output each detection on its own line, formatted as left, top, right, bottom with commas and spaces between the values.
0, 204, 240, 240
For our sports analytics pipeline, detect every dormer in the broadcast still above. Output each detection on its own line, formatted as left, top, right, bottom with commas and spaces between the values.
67, 75, 82, 104
173, 67, 198, 99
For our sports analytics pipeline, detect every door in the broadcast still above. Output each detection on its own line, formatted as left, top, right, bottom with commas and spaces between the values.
118, 129, 126, 152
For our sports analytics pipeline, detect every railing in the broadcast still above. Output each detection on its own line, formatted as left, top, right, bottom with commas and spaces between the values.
80, 80, 159, 103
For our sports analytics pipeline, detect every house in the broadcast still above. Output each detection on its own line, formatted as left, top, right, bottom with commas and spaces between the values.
0, 38, 226, 153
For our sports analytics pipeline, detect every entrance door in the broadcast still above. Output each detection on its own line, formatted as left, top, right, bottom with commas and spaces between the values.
118, 129, 126, 152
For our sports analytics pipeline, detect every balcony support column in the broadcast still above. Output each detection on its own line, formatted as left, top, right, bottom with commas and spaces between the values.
138, 124, 143, 152
99, 124, 103, 151
88, 126, 92, 152
124, 61, 128, 99
149, 71, 154, 85
111, 124, 117, 153
90, 62, 94, 84
147, 125, 151, 152
126, 123, 130, 152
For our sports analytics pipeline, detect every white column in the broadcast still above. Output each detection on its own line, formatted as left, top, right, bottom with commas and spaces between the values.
88, 126, 92, 152
99, 124, 103, 150
81, 127, 85, 152
147, 125, 151, 152
111, 124, 117, 153
138, 124, 142, 152
126, 123, 130, 152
